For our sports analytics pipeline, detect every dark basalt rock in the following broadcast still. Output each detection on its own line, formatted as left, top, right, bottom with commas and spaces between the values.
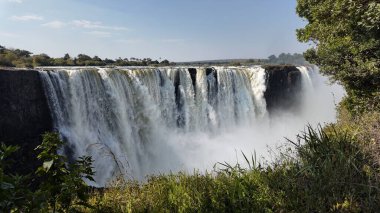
0, 69, 53, 174
188, 68, 197, 89
173, 70, 185, 127
263, 65, 302, 113
206, 68, 215, 77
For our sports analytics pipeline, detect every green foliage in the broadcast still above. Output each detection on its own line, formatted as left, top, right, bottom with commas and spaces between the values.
90, 171, 273, 213
300, 2, 380, 203
160, 59, 170, 66
0, 144, 32, 212
267, 53, 309, 65
35, 132, 95, 212
0, 44, 173, 68
296, 0, 380, 113
267, 125, 380, 212
0, 47, 33, 67
336, 107, 380, 168
0, 133, 95, 212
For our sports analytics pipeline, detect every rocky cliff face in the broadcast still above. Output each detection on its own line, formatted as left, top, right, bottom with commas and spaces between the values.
263, 65, 302, 113
0, 69, 52, 173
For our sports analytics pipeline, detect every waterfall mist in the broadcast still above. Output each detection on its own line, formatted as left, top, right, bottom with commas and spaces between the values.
39, 66, 345, 186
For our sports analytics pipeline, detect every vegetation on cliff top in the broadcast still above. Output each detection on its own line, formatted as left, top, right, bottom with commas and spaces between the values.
0, 45, 173, 68
0, 44, 309, 68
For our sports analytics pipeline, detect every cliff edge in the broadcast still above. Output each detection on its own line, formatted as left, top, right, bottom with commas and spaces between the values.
0, 69, 53, 173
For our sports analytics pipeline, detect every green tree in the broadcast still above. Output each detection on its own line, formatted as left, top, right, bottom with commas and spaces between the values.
33, 54, 52, 67
160, 59, 170, 66
103, 58, 115, 64
52, 58, 66, 66
92, 55, 102, 62
0, 54, 14, 67
13, 49, 32, 58
63, 53, 70, 61
76, 54, 92, 66
296, 0, 380, 113
0, 45, 5, 53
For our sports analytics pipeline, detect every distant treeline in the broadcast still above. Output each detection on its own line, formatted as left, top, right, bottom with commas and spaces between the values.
0, 45, 173, 68
177, 59, 267, 66
179, 53, 309, 66
0, 44, 309, 68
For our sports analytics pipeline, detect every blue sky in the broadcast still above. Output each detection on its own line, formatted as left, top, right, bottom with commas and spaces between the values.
0, 0, 309, 62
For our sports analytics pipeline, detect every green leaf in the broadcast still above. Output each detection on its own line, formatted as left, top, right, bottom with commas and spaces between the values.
1, 181, 15, 190
43, 160, 54, 171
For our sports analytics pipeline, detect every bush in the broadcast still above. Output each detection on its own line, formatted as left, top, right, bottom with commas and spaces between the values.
0, 144, 32, 211
0, 132, 95, 212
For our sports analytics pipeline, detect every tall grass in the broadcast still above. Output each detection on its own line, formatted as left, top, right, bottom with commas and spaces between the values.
87, 125, 380, 212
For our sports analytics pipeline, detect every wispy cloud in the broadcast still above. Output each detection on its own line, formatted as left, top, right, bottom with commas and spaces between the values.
10, 15, 44, 21
72, 20, 104, 29
41, 21, 66, 29
72, 20, 128, 31
86, 31, 112, 38
7, 0, 22, 3
40, 19, 129, 39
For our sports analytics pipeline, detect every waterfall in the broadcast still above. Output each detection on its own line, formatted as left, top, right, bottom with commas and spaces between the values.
39, 66, 321, 186
297, 66, 313, 91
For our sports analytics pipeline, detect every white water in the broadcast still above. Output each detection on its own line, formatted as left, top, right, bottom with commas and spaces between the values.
39, 66, 344, 186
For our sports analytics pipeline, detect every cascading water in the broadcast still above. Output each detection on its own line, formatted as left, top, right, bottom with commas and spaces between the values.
39, 66, 342, 186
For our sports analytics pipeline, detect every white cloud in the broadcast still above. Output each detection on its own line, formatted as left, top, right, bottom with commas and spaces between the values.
41, 21, 66, 29
86, 31, 112, 38
7, 0, 22, 3
10, 15, 43, 21
72, 20, 102, 29
72, 20, 128, 31
39, 19, 129, 34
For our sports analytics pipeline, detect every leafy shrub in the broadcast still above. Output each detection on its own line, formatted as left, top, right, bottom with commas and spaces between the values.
34, 132, 95, 212
0, 132, 95, 212
0, 144, 32, 211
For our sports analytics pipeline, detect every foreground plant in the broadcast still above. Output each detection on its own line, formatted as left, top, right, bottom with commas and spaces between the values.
267, 125, 380, 212
34, 132, 95, 212
0, 132, 95, 212
0, 144, 32, 211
